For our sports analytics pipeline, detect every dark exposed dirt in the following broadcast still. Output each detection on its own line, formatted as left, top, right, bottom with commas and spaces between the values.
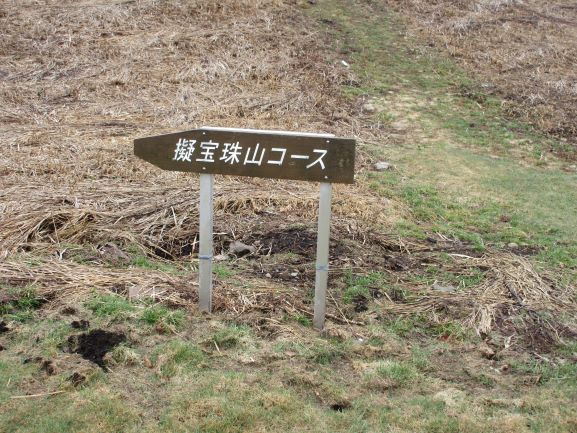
60, 306, 78, 315
0, 293, 18, 306
330, 401, 352, 412
352, 294, 369, 312
22, 356, 55, 375
244, 227, 349, 259
383, 254, 414, 271
71, 320, 90, 330
68, 372, 87, 387
153, 232, 230, 259
0, 321, 9, 333
492, 304, 577, 353
40, 359, 56, 376
67, 330, 126, 368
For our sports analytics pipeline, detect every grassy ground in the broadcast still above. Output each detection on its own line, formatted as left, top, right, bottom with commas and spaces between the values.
1, 1, 576, 432
1, 289, 577, 432
313, 0, 577, 276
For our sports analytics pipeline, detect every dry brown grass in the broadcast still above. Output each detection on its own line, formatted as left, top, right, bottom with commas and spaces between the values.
387, 0, 577, 148
0, 0, 382, 252
0, 0, 365, 186
380, 253, 576, 350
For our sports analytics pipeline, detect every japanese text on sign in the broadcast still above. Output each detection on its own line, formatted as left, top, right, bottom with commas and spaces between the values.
173, 138, 328, 170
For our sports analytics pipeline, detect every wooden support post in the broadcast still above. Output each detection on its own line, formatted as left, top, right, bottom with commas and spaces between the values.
198, 173, 214, 312
313, 182, 332, 330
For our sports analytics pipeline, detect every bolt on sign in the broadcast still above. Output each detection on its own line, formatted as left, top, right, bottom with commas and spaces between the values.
134, 127, 356, 329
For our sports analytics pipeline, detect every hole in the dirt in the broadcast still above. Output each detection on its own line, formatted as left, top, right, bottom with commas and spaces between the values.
67, 329, 125, 369
152, 246, 176, 260
41, 359, 56, 375
330, 401, 351, 412
0, 321, 10, 334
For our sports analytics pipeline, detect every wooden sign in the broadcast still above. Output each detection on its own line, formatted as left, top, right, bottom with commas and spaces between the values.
134, 127, 355, 184
134, 127, 357, 331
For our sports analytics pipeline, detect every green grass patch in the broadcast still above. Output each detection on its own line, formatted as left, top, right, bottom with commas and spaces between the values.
0, 390, 139, 433
85, 293, 135, 320
427, 320, 470, 341
375, 360, 418, 385
342, 271, 386, 304
382, 314, 470, 341
511, 359, 577, 384
0, 359, 37, 403
384, 316, 420, 338
214, 264, 235, 279
556, 341, 577, 358
141, 305, 185, 330
153, 339, 205, 378
293, 313, 312, 327
411, 345, 432, 371
211, 324, 251, 350
0, 285, 44, 323
107, 344, 141, 367
273, 339, 349, 365
130, 254, 180, 273
313, 0, 577, 280
306, 339, 350, 365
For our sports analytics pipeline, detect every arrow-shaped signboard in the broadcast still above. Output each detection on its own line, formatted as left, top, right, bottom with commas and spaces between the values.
134, 127, 356, 184
134, 127, 356, 330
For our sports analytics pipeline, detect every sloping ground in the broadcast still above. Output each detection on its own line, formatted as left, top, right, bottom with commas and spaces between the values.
0, 0, 366, 188
1, 1, 577, 432
387, 0, 577, 154
0, 0, 379, 318
0, 0, 391, 257
0, 0, 575, 367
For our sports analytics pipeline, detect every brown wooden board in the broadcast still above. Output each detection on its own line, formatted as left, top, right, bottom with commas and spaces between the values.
134, 128, 355, 184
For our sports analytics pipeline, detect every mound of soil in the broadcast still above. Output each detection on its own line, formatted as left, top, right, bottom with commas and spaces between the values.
244, 227, 349, 260
67, 330, 125, 368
